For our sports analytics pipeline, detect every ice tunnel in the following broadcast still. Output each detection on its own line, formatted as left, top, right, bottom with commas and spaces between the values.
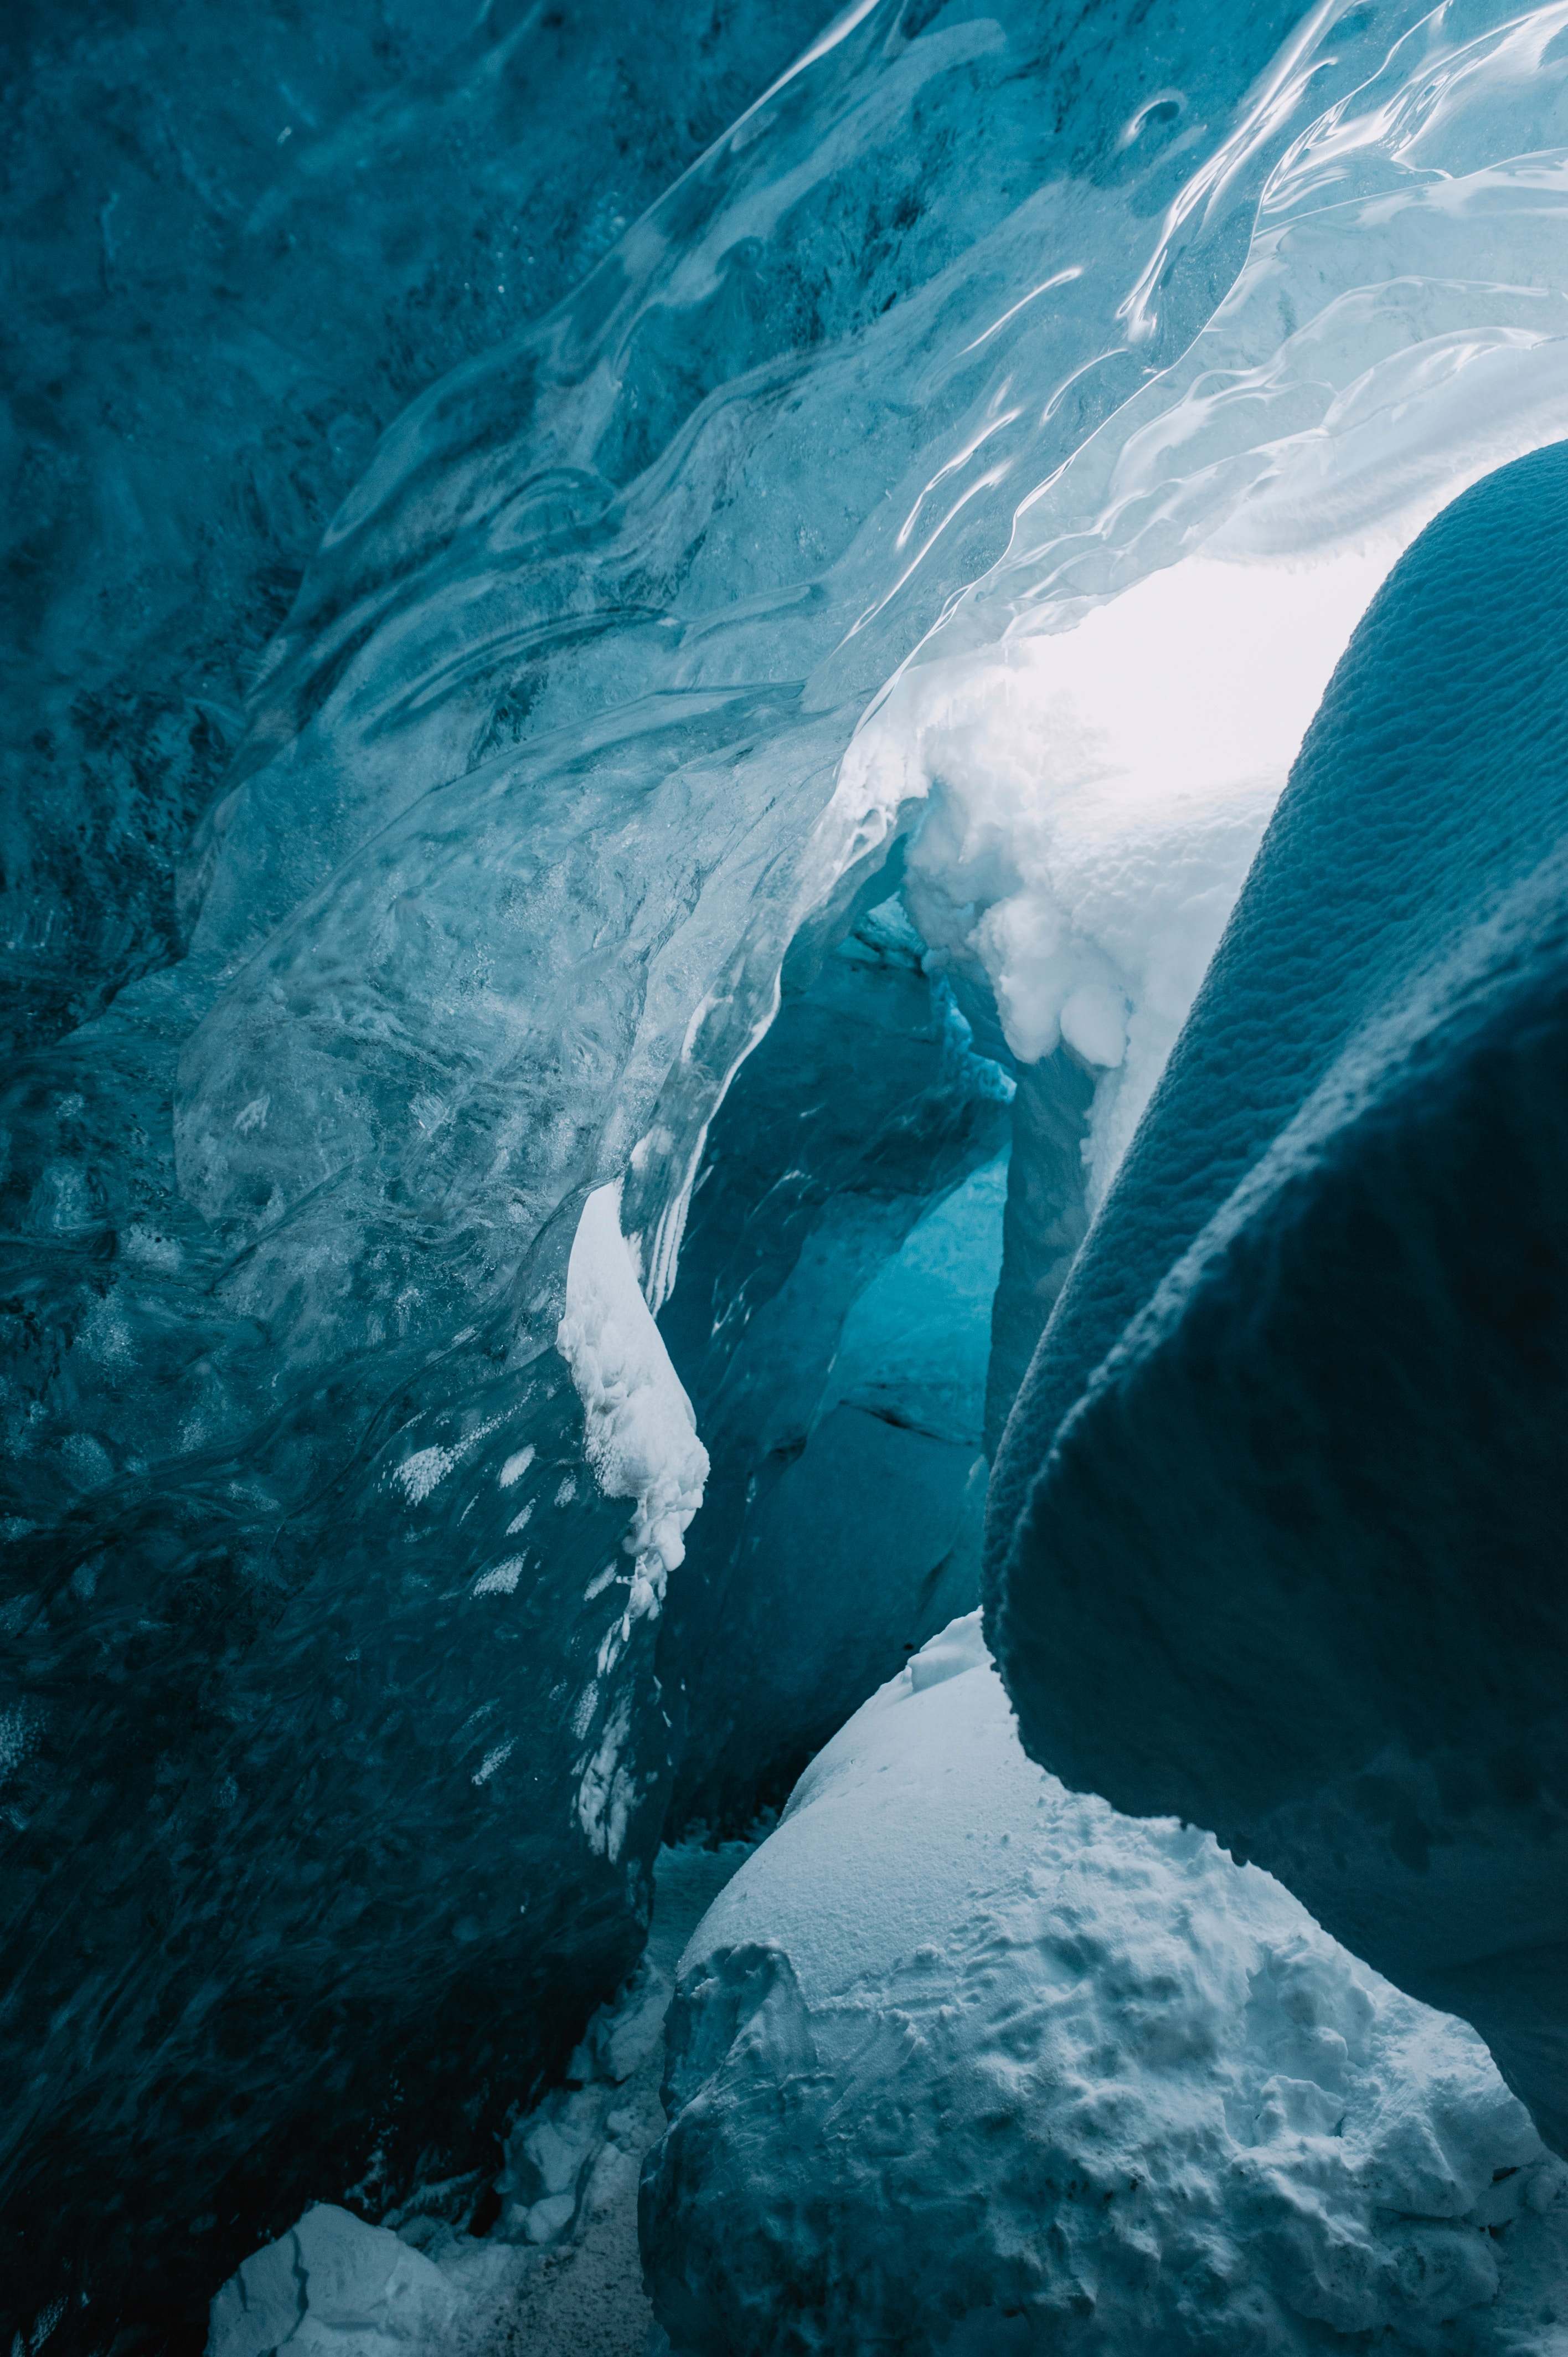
2, 1, 1567, 2350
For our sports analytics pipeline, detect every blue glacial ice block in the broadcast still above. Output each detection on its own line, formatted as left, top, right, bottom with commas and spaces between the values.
987, 440, 1568, 2152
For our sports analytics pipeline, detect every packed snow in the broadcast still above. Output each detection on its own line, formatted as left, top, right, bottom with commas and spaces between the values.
557, 1183, 709, 1622
645, 1617, 1568, 2355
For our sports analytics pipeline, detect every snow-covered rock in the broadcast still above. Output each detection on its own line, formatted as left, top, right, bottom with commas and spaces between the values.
558, 1181, 709, 1636
643, 1617, 1568, 2356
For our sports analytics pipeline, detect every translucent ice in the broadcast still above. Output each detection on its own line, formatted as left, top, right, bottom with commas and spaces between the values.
10, 0, 1568, 2341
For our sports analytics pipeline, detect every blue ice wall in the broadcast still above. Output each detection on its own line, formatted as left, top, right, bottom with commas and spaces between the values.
657, 889, 1010, 1829
4, 3, 1327, 2338
988, 440, 1568, 2154
8, 0, 1568, 2345
1, 0, 832, 1058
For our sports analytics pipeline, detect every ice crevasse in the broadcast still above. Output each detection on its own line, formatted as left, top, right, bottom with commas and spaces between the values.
6, 0, 1568, 2343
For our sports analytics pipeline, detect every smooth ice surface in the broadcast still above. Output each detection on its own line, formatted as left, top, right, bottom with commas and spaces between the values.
0, 0, 832, 1056
646, 1617, 1568, 2355
989, 441, 1568, 2152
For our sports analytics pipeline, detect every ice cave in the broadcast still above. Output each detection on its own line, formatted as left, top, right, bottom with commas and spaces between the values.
2, 0, 1566, 2350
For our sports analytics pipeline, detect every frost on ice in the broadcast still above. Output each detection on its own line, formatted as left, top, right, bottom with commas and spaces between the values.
558, 1183, 709, 1622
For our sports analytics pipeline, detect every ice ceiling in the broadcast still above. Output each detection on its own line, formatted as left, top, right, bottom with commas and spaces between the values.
2, 0, 1566, 2347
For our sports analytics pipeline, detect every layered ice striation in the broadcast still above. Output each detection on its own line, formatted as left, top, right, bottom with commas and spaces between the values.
646, 1618, 1568, 2356
8, 0, 1568, 2343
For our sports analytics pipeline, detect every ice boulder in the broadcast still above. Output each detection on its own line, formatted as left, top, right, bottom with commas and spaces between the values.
207, 2205, 457, 2357
986, 441, 1568, 2151
643, 1618, 1568, 2356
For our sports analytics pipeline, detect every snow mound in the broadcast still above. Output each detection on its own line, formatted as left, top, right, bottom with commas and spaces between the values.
643, 1617, 1568, 2356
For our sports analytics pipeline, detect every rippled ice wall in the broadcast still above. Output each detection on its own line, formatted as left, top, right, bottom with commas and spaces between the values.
6, 0, 1568, 2342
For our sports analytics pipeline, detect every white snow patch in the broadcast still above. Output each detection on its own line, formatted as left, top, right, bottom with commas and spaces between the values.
392, 1445, 458, 1506
556, 1182, 708, 1622
498, 1447, 535, 1489
575, 1694, 635, 1862
391, 1415, 506, 1508
847, 547, 1388, 1206
472, 1558, 524, 1598
649, 1615, 1568, 2354
472, 1738, 515, 1787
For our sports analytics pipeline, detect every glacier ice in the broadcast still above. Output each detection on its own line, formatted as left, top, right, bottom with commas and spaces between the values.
7, 0, 1568, 2342
207, 1838, 751, 2357
207, 2206, 460, 2357
0, 0, 832, 1058
988, 439, 1568, 2155
656, 887, 1010, 1828
646, 1617, 1568, 2356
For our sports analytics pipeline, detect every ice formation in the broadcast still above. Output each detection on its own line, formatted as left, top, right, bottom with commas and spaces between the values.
988, 436, 1568, 2156
6, 0, 1568, 2344
1, 0, 831, 1058
647, 1618, 1568, 2355
656, 891, 1010, 1826
207, 2207, 461, 2357
207, 1840, 751, 2357
558, 1182, 709, 1623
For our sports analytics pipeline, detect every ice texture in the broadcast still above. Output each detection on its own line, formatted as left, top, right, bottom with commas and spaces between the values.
207, 2206, 459, 2357
208, 1839, 752, 2357
0, 0, 832, 1058
988, 441, 1568, 2154
10, 0, 1568, 2342
656, 890, 1010, 1829
645, 1617, 1568, 2356
9, 7, 1337, 2329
